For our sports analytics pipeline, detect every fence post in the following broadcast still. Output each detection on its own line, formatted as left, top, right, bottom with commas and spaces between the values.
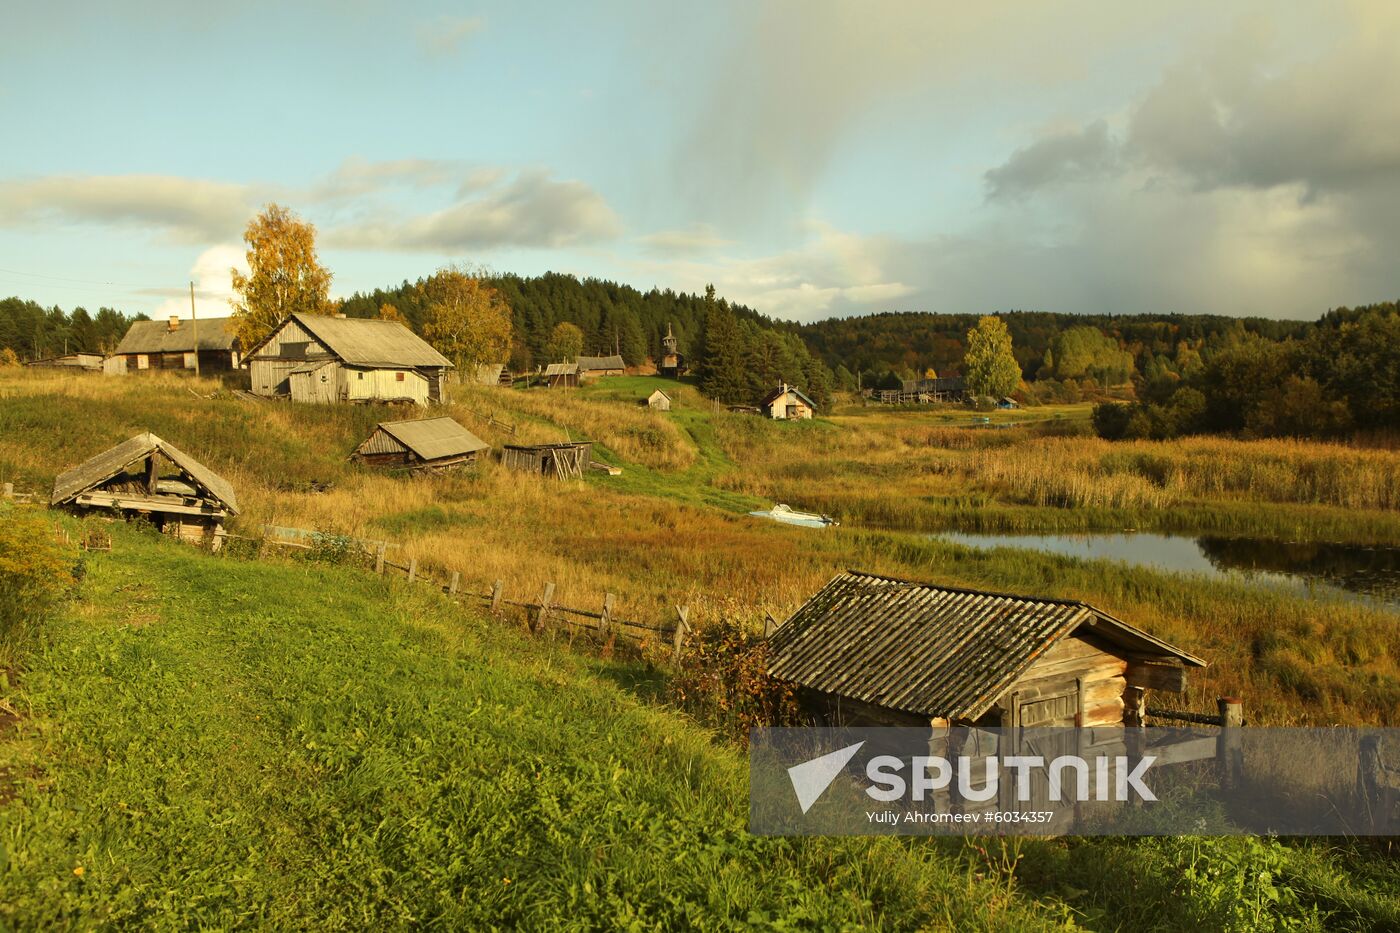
1216, 696, 1244, 788
375, 543, 386, 575
600, 593, 615, 638
672, 605, 690, 666
2, 482, 12, 500
407, 558, 417, 585
449, 571, 460, 595
491, 580, 503, 614
535, 582, 555, 632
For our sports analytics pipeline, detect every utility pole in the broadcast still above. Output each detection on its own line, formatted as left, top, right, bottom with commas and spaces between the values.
188, 281, 201, 378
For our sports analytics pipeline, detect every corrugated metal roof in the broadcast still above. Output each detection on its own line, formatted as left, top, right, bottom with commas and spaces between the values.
578, 355, 624, 372
114, 318, 239, 355
51, 432, 239, 515
372, 417, 487, 461
768, 570, 1203, 720
246, 314, 452, 369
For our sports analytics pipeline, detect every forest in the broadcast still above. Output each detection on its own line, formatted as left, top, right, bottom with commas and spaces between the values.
0, 297, 143, 360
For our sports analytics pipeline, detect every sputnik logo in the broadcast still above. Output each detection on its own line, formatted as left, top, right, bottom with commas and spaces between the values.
786, 741, 865, 813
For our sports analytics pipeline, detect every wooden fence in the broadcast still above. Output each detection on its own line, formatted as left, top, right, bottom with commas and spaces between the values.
462, 407, 517, 436
224, 526, 692, 665
2, 482, 37, 504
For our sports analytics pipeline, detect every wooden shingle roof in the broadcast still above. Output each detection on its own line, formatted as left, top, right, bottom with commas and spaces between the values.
578, 355, 625, 372
243, 314, 452, 369
768, 570, 1204, 720
114, 318, 239, 354
364, 417, 487, 461
51, 432, 239, 515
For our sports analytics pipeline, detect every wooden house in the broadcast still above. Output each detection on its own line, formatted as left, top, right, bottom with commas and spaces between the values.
998, 396, 1019, 410
644, 389, 671, 411
543, 362, 580, 388
110, 316, 240, 374
578, 355, 625, 380
761, 383, 816, 420
351, 417, 487, 472
24, 352, 102, 371
50, 432, 239, 548
501, 442, 592, 479
768, 571, 1204, 729
242, 313, 453, 405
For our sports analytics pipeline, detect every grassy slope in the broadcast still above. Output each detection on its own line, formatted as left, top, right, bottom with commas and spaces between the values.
0, 529, 1060, 931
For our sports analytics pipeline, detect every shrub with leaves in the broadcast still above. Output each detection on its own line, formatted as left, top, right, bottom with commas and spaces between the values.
669, 618, 801, 743
0, 508, 76, 652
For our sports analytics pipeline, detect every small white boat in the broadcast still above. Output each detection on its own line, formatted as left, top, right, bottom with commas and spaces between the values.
748, 503, 839, 528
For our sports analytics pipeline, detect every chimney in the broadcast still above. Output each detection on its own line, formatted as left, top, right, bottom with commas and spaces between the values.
168, 315, 180, 331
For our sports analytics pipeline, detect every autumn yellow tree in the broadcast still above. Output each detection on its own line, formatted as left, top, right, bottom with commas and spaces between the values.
377, 302, 403, 322
419, 265, 512, 373
229, 204, 334, 349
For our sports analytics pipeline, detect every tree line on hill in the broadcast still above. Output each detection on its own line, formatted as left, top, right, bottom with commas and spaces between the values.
0, 298, 143, 362
1093, 301, 1400, 440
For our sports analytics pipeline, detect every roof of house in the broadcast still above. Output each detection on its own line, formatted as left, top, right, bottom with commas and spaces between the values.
114, 318, 239, 355
577, 354, 625, 372
760, 384, 818, 410
367, 417, 487, 461
767, 570, 1204, 720
543, 362, 580, 377
648, 389, 671, 401
244, 314, 452, 369
51, 432, 239, 515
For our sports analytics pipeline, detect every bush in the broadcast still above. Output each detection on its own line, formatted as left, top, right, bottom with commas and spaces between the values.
0, 508, 76, 652
669, 619, 801, 742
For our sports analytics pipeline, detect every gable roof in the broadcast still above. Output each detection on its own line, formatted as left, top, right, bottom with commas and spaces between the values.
767, 570, 1203, 720
648, 389, 671, 402
51, 432, 239, 515
578, 354, 625, 372
761, 384, 818, 410
543, 362, 579, 377
244, 314, 452, 369
367, 417, 487, 461
114, 318, 239, 355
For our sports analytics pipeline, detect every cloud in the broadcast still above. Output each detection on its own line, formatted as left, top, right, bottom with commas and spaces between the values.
308, 157, 471, 201
152, 244, 248, 320
984, 121, 1119, 200
0, 174, 253, 242
625, 223, 915, 321
636, 223, 732, 256
325, 170, 622, 252
415, 15, 483, 58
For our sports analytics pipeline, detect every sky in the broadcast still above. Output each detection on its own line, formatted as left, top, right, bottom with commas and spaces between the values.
1, 1, 1398, 323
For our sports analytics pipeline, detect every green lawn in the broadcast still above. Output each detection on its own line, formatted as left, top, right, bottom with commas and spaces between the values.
0, 529, 1058, 930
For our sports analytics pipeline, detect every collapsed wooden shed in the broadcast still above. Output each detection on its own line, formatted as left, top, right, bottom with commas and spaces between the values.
351, 417, 488, 472
768, 571, 1205, 728
50, 433, 239, 548
501, 442, 592, 479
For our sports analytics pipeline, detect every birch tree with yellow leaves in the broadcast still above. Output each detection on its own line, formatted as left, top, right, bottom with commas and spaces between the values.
229, 204, 334, 348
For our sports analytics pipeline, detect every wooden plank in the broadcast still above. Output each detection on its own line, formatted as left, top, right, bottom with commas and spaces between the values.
1148, 735, 1218, 767
1126, 661, 1188, 693
74, 494, 225, 517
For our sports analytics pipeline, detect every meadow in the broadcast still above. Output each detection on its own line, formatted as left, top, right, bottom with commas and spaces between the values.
2, 368, 1399, 927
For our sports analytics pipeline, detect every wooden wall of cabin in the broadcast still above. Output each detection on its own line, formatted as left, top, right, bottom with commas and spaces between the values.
343, 368, 429, 405
990, 632, 1129, 728
247, 320, 323, 396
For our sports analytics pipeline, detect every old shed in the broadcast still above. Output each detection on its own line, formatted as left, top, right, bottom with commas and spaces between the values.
768, 571, 1204, 728
242, 313, 453, 405
543, 362, 580, 388
761, 383, 817, 420
51, 433, 239, 548
352, 417, 488, 472
577, 355, 625, 380
501, 442, 592, 479
644, 389, 671, 411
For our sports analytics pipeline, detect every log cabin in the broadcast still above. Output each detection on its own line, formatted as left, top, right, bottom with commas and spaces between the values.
50, 432, 239, 549
768, 570, 1205, 729
351, 417, 488, 472
110, 316, 240, 374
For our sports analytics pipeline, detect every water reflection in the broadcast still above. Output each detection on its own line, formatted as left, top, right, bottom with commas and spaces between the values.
935, 531, 1400, 610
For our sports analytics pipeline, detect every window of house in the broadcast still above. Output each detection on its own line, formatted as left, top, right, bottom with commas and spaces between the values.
395, 372, 405, 382
357, 372, 364, 380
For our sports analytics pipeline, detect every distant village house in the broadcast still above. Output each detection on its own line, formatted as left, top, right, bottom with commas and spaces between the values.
762, 383, 816, 420
577, 355, 625, 380
242, 313, 453, 405
109, 316, 241, 375
644, 389, 671, 411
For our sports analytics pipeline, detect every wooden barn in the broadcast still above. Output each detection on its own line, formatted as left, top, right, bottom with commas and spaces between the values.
644, 389, 671, 411
50, 433, 239, 548
768, 571, 1205, 729
351, 417, 488, 472
578, 355, 625, 380
110, 316, 241, 374
543, 362, 580, 388
501, 442, 592, 479
761, 383, 817, 420
242, 313, 453, 405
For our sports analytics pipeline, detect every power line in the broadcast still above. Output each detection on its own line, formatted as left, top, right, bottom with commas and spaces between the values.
0, 264, 162, 289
